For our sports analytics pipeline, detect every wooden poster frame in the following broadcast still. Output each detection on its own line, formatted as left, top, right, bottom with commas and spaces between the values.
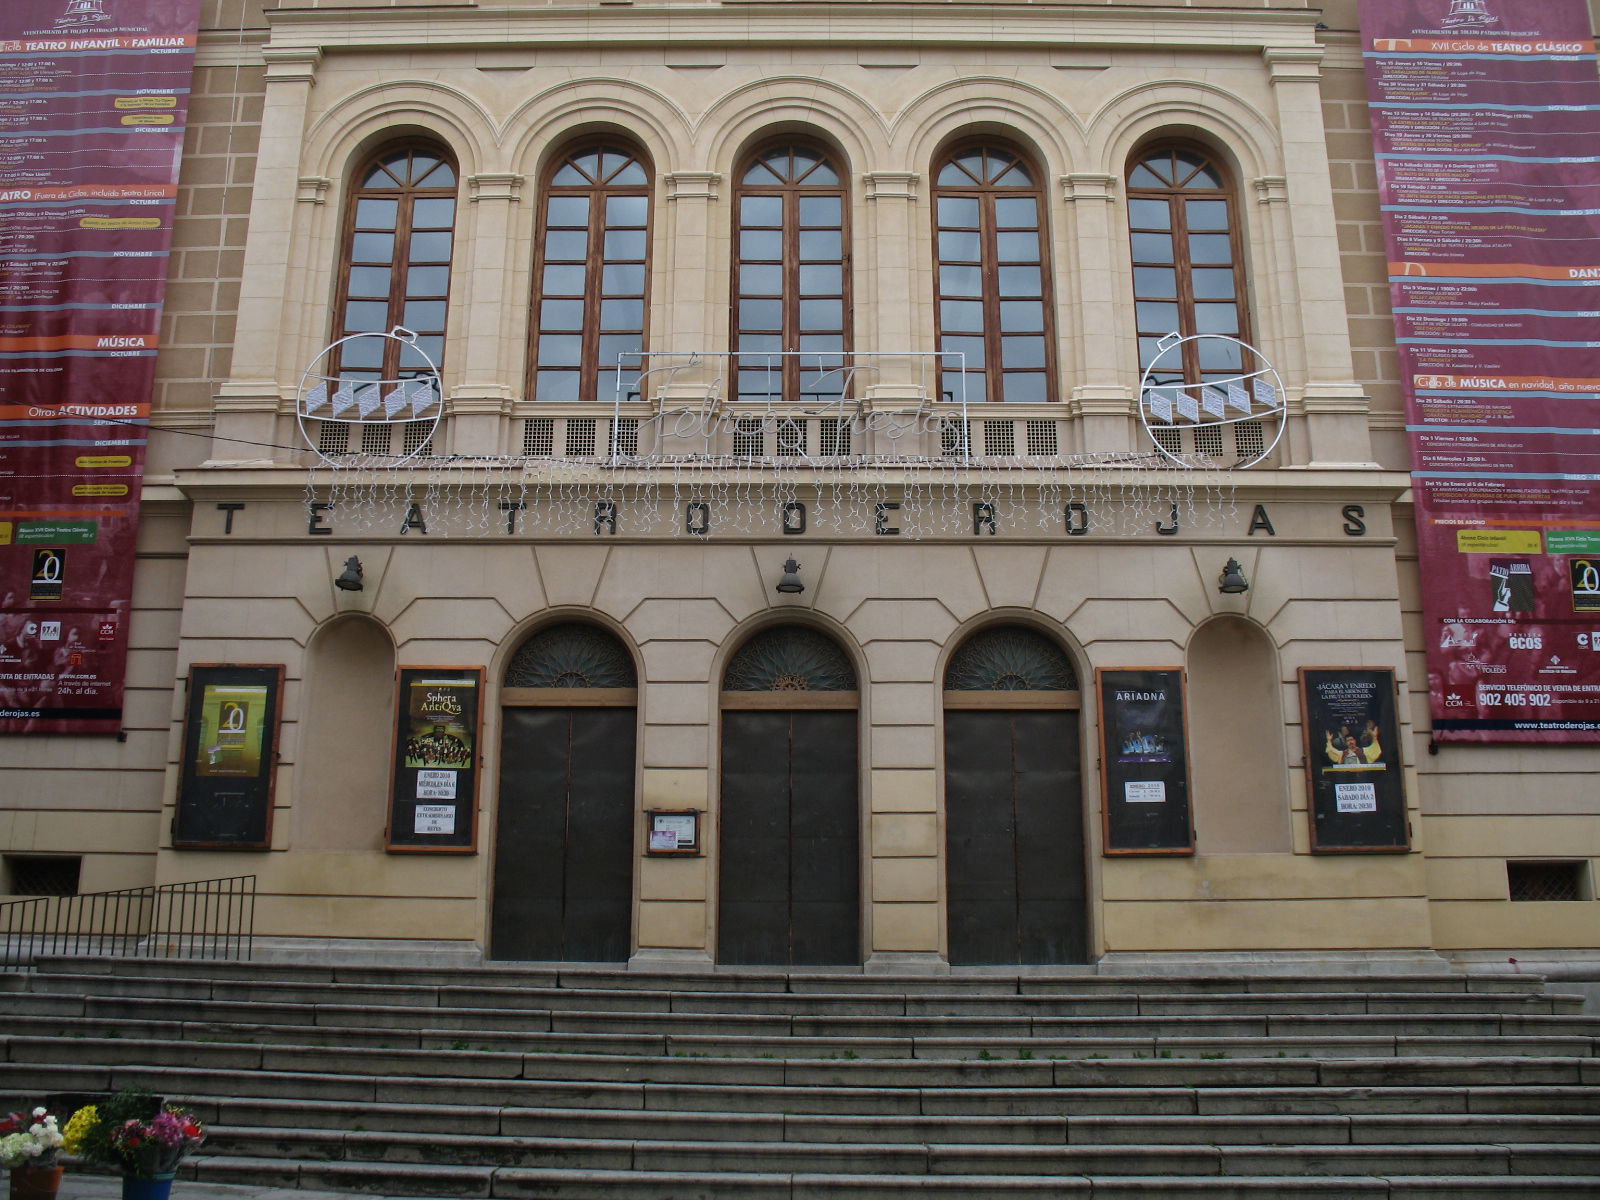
1096, 667, 1195, 855
386, 665, 483, 854
173, 663, 284, 850
1298, 666, 1410, 854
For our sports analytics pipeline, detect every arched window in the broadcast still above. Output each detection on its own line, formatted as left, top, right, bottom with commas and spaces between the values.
732, 143, 851, 405
529, 144, 652, 404
1127, 144, 1255, 456
332, 144, 456, 385
933, 144, 1056, 405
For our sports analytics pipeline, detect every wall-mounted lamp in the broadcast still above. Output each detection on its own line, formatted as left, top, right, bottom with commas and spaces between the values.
334, 555, 365, 592
775, 556, 805, 595
1217, 557, 1249, 595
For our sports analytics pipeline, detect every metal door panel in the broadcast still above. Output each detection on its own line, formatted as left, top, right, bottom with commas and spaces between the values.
945, 708, 1085, 965
790, 710, 859, 964
563, 707, 637, 961
720, 709, 858, 965
492, 705, 635, 962
944, 709, 1017, 963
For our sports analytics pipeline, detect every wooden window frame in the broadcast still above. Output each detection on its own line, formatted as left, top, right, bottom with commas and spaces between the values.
332, 141, 458, 381
1126, 141, 1252, 388
731, 141, 852, 404
932, 141, 1058, 405
527, 141, 654, 405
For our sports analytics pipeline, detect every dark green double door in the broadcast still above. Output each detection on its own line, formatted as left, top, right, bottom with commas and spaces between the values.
719, 709, 860, 965
492, 706, 635, 961
944, 708, 1086, 964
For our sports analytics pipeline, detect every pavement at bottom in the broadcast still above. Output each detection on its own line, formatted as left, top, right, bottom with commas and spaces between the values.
30, 1181, 424, 1200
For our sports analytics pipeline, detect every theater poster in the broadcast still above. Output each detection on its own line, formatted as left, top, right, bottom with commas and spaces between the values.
1360, 0, 1600, 741
387, 667, 481, 852
174, 664, 282, 849
0, 0, 202, 733
1298, 668, 1409, 853
1097, 668, 1195, 854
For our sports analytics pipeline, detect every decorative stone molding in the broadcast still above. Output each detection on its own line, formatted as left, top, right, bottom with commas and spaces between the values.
665, 171, 720, 202
261, 46, 321, 84
296, 176, 330, 205
1061, 173, 1117, 203
1253, 176, 1289, 205
468, 173, 524, 203
864, 172, 918, 201
1262, 45, 1324, 83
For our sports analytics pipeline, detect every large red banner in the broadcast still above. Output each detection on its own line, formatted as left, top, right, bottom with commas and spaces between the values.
0, 0, 201, 733
1362, 0, 1600, 742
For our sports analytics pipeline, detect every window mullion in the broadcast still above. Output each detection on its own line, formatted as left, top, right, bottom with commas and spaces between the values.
1169, 197, 1202, 383
581, 189, 605, 403
384, 192, 416, 378
981, 191, 1002, 401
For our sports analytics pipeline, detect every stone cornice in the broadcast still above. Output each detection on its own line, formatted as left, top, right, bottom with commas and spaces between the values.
261, 5, 1324, 57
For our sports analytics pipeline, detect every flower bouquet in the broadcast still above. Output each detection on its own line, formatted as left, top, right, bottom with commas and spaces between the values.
1, 1106, 67, 1200
63, 1089, 205, 1199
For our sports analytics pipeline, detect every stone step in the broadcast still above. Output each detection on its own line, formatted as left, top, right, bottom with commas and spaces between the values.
32, 955, 1562, 997
181, 1157, 1600, 1199
7, 1061, 1599, 1140
11, 995, 1598, 1045
6, 1058, 1597, 1119
8, 1034, 1600, 1097
9, 993, 1596, 1056
13, 969, 1580, 1017
193, 1126, 1600, 1176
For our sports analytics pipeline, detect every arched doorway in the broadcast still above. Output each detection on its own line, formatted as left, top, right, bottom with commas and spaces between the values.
491, 623, 638, 961
718, 626, 860, 965
943, 625, 1087, 964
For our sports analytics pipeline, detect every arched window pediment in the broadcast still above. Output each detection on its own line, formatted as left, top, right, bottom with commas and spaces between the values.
505, 622, 637, 689
944, 625, 1077, 692
723, 625, 857, 692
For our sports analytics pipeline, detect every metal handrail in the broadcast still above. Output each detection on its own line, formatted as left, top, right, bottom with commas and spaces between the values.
0, 875, 255, 966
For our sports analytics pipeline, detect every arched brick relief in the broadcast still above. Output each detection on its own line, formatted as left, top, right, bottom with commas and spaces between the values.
1088, 91, 1288, 411
304, 83, 498, 182
894, 79, 1088, 181
289, 93, 493, 388
1085, 82, 1280, 185
504, 82, 689, 182
699, 79, 885, 178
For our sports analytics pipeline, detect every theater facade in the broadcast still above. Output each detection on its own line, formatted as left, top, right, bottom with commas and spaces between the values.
2, 0, 1597, 976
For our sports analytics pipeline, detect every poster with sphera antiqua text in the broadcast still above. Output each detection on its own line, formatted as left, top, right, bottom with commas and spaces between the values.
0, 0, 201, 734
387, 668, 482, 852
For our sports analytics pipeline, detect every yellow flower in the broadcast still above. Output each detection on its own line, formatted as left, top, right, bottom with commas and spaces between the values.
61, 1106, 99, 1155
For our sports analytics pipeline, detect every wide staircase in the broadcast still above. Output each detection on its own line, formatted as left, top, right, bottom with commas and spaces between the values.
2, 957, 1598, 1197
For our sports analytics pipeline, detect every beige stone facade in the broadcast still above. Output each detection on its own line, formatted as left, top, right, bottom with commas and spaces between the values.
2, 0, 1596, 973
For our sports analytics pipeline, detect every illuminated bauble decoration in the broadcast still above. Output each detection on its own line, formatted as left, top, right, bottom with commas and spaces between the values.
1136, 332, 1286, 469
296, 326, 444, 467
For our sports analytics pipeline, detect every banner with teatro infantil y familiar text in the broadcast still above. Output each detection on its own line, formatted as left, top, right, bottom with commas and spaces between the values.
1360, 0, 1600, 742
0, 0, 201, 733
